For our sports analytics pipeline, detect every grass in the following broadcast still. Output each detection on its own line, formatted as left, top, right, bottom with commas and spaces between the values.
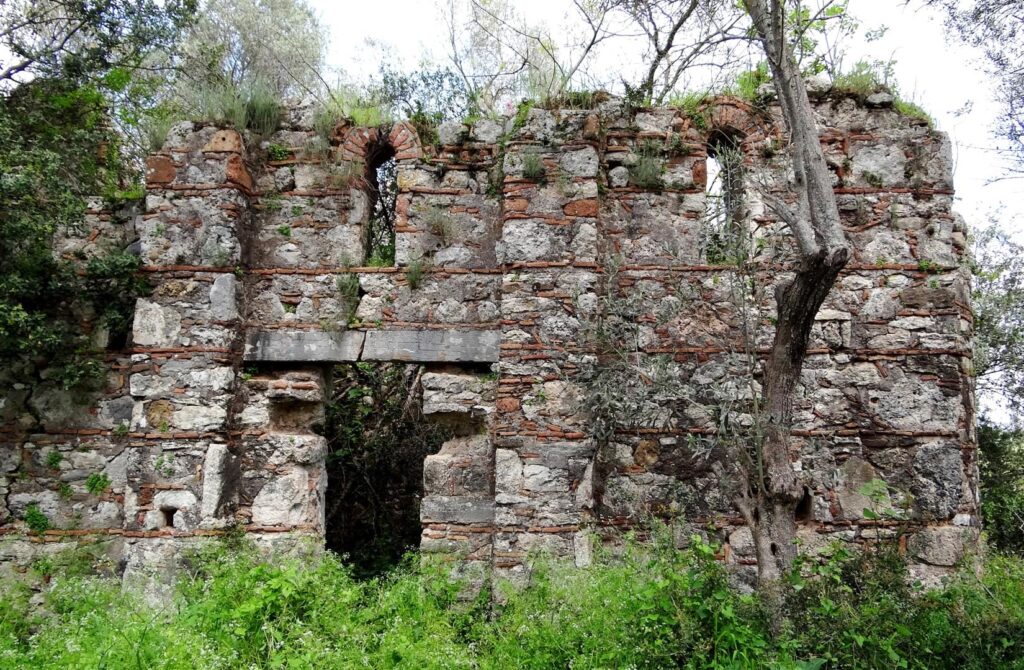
405, 256, 430, 289
670, 90, 710, 129
628, 140, 664, 190
2, 534, 1024, 670
521, 150, 546, 182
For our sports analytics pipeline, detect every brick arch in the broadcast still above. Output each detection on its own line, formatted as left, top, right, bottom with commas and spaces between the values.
704, 97, 776, 146
337, 121, 424, 164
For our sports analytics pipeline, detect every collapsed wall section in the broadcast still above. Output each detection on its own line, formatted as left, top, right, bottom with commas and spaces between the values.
0, 93, 978, 587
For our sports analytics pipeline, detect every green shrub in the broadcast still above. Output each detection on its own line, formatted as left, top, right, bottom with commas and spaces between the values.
84, 472, 111, 495
336, 273, 360, 324
406, 256, 430, 290
266, 143, 289, 161
44, 450, 62, 469
730, 62, 771, 102
832, 60, 885, 96
244, 85, 281, 136
23, 503, 50, 533
3, 535, 1024, 670
670, 90, 710, 129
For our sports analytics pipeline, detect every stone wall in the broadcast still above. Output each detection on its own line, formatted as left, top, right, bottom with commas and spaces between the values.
0, 93, 978, 587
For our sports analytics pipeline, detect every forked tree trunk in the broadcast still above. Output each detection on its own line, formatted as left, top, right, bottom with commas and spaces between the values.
739, 0, 850, 625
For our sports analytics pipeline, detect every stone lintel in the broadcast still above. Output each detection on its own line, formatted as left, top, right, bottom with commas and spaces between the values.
362, 329, 500, 363
420, 496, 495, 524
244, 330, 364, 362
243, 329, 500, 363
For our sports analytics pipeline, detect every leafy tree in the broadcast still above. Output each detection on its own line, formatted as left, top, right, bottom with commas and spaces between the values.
978, 422, 1024, 554
0, 2, 190, 389
0, 0, 196, 86
171, 0, 327, 114
924, 0, 1024, 176
0, 80, 149, 388
972, 223, 1024, 417
737, 0, 851, 629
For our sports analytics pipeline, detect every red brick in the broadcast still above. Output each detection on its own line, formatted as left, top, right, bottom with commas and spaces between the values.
564, 199, 599, 217
226, 154, 253, 192
692, 159, 707, 189
145, 156, 175, 185
496, 397, 521, 412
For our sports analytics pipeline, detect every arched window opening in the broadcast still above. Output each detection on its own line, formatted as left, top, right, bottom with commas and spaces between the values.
364, 139, 397, 266
702, 131, 745, 264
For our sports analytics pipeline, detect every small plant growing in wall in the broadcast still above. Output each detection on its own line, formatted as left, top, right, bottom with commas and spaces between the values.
421, 204, 457, 246
266, 143, 290, 161
45, 450, 62, 470
337, 273, 361, 324
113, 422, 130, 438
24, 503, 50, 533
85, 473, 111, 495
405, 256, 430, 290
521, 150, 546, 183
276, 225, 292, 238
629, 141, 665, 190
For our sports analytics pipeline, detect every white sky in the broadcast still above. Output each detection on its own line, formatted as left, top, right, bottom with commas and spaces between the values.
310, 0, 1022, 236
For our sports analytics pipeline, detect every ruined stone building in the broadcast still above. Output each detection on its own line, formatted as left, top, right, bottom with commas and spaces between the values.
0, 92, 979, 587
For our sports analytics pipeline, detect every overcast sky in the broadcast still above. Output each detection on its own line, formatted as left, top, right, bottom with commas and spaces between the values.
309, 0, 1021, 236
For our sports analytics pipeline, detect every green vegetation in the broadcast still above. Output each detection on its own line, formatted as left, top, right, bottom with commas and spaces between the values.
84, 473, 111, 495
670, 90, 711, 129
832, 60, 934, 127
521, 150, 547, 182
725, 62, 772, 102
335, 273, 360, 325
629, 140, 665, 190
0, 80, 151, 389
2, 534, 1024, 669
979, 422, 1024, 554
44, 451, 63, 470
266, 143, 290, 161
22, 504, 50, 534
405, 257, 430, 290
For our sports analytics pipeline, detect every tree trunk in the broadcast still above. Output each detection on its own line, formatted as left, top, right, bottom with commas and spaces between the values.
741, 0, 850, 628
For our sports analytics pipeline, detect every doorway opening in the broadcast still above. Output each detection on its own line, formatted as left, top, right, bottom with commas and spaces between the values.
321, 362, 450, 578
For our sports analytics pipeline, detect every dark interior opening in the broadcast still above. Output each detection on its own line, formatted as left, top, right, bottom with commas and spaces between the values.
161, 507, 177, 528
321, 362, 450, 578
364, 137, 397, 266
795, 487, 813, 524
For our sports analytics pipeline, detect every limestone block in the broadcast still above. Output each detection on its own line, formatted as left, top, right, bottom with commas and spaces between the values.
251, 467, 316, 526
908, 525, 979, 567
422, 435, 492, 497
558, 147, 599, 177
422, 372, 495, 415
420, 496, 494, 524
852, 143, 907, 187
244, 330, 364, 362
132, 299, 182, 347
362, 330, 500, 363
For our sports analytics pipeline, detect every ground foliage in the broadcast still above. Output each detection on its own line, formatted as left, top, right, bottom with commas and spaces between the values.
1, 533, 1023, 669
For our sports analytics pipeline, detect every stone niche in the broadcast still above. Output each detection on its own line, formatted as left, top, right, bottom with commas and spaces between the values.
0, 92, 977, 589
